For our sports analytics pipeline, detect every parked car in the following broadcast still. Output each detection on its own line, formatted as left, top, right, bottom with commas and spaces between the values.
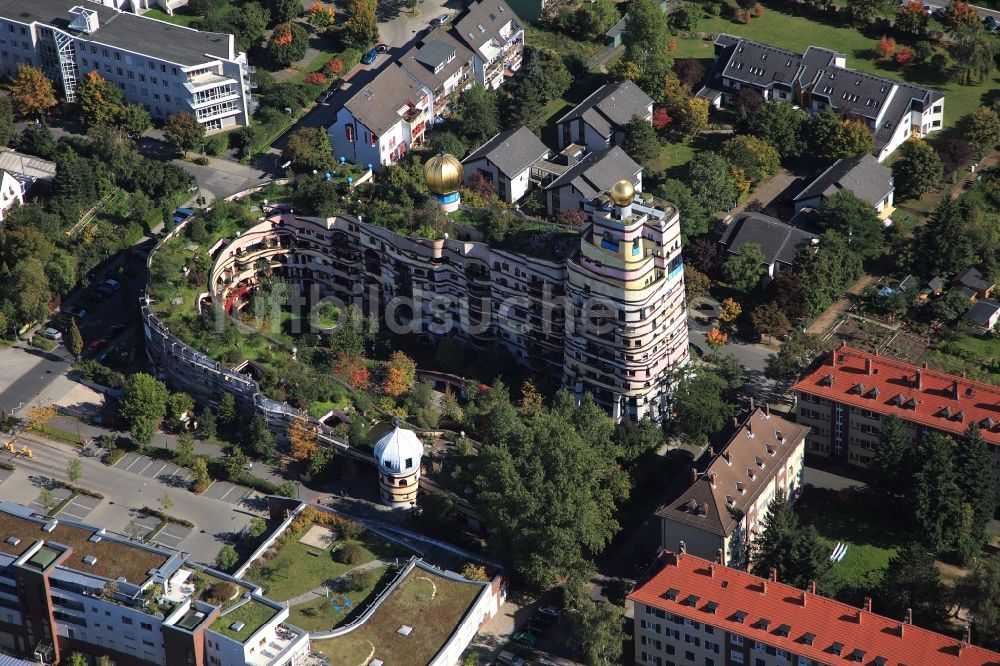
173, 207, 195, 224
65, 306, 87, 320
537, 605, 562, 618
376, 43, 389, 53
107, 323, 127, 338
94, 284, 115, 299
102, 278, 120, 291
80, 290, 104, 304
88, 338, 108, 353
496, 651, 526, 666
431, 12, 450, 25
511, 631, 538, 648
986, 15, 998, 31
42, 327, 62, 341
361, 49, 378, 65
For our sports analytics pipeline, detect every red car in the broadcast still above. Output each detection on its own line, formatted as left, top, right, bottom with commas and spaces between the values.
89, 338, 108, 353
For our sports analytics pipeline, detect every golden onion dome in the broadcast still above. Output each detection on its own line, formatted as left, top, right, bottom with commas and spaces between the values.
424, 152, 464, 195
609, 179, 636, 206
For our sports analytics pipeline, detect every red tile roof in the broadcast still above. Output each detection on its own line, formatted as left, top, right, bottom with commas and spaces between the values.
791, 345, 1000, 447
629, 551, 1000, 666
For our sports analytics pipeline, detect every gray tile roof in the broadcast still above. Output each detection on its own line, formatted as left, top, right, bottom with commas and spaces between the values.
462, 126, 550, 178
453, 0, 521, 55
956, 267, 994, 293
794, 155, 893, 207
0, 150, 57, 181
400, 28, 474, 91
963, 299, 1000, 327
343, 65, 424, 136
544, 146, 641, 199
0, 0, 234, 64
556, 81, 653, 139
719, 212, 818, 267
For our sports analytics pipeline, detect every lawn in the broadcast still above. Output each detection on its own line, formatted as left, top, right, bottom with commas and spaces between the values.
796, 488, 908, 604
287, 565, 391, 632
210, 599, 279, 641
674, 2, 998, 130
142, 8, 201, 27
929, 332, 1000, 384
310, 567, 484, 666
242, 525, 401, 602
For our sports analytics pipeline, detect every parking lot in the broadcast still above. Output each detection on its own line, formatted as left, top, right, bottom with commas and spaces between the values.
0, 467, 13, 485
33, 486, 72, 513
200, 481, 252, 504
116, 453, 194, 486
124, 513, 161, 541
56, 494, 101, 522
152, 523, 192, 550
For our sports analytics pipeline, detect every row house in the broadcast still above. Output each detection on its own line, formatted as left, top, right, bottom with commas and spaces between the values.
0, 0, 254, 132
699, 35, 943, 161
555, 80, 654, 152
453, 0, 524, 90
329, 64, 429, 168
400, 27, 475, 123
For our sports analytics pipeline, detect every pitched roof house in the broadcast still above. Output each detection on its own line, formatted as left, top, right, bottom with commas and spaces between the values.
794, 154, 895, 220
400, 27, 475, 121
452, 0, 524, 90
543, 146, 642, 215
699, 35, 944, 161
555, 80, 654, 152
719, 213, 818, 281
657, 407, 809, 567
462, 126, 551, 203
955, 267, 994, 299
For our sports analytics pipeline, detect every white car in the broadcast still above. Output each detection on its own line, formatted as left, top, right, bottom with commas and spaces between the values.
431, 13, 450, 25
42, 327, 62, 341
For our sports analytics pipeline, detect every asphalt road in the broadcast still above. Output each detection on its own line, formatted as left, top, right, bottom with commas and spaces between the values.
923, 1, 1000, 21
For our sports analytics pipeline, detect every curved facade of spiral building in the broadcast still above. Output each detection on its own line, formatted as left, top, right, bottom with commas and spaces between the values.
198, 183, 689, 422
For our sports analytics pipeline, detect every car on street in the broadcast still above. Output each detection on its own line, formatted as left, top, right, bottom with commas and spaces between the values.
108, 323, 127, 338
65, 306, 87, 320
986, 16, 998, 31
42, 327, 62, 341
316, 90, 334, 104
511, 631, 538, 648
173, 207, 195, 225
88, 338, 108, 353
496, 651, 526, 666
102, 278, 120, 291
537, 605, 561, 618
431, 13, 450, 25
361, 49, 378, 65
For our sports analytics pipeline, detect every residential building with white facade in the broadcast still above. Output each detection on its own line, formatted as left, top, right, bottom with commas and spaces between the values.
793, 154, 895, 222
630, 549, 1000, 666
544, 146, 642, 216
555, 80, 654, 152
461, 126, 551, 204
452, 0, 524, 90
0, 150, 57, 222
718, 213, 818, 283
0, 0, 253, 133
657, 407, 809, 567
329, 64, 430, 169
400, 27, 475, 123
698, 35, 943, 161
0, 502, 307, 666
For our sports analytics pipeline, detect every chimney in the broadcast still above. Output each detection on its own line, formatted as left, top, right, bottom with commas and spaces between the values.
723, 452, 732, 465
708, 563, 715, 578
761, 580, 767, 595
749, 397, 755, 411
764, 403, 770, 417
898, 622, 905, 637
904, 608, 913, 625
707, 445, 714, 457
747, 421, 753, 438
716, 548, 724, 564
865, 358, 873, 375
732, 416, 739, 428
808, 581, 816, 594
679, 541, 687, 555
691, 468, 698, 484
709, 472, 717, 489
800, 591, 807, 606
769, 567, 777, 582
915, 370, 922, 390
864, 597, 872, 613
964, 626, 972, 647
953, 380, 960, 400
831, 350, 837, 368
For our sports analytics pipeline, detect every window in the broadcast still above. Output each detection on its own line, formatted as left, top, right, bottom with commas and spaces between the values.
776, 649, 790, 661
730, 635, 744, 646
730, 652, 744, 664
405, 457, 413, 469
122, 617, 133, 625
685, 651, 695, 661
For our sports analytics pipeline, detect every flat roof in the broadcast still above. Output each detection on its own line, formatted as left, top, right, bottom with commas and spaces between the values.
0, 0, 234, 65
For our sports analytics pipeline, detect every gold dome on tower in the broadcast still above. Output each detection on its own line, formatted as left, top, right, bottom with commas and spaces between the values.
424, 153, 464, 195
609, 180, 635, 206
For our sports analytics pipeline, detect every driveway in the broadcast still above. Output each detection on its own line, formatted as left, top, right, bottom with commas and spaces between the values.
375, 0, 464, 49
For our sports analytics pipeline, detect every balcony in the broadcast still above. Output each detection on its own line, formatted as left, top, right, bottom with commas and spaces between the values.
245, 624, 307, 666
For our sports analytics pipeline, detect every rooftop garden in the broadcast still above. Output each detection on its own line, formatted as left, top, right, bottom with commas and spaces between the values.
310, 567, 483, 666
286, 564, 394, 632
242, 508, 407, 602
210, 598, 279, 641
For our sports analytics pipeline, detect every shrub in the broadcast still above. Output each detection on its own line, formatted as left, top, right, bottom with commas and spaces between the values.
304, 71, 327, 85
335, 543, 365, 564
341, 521, 366, 540
203, 581, 238, 605
205, 134, 228, 156
193, 156, 209, 165
343, 567, 379, 592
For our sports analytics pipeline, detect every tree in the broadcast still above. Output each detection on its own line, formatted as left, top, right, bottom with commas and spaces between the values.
719, 297, 742, 326
268, 22, 308, 68
652, 178, 709, 240
687, 151, 741, 213
306, 2, 335, 28
745, 101, 807, 158
169, 393, 194, 423
77, 71, 124, 127
131, 419, 155, 453
734, 88, 765, 128
750, 303, 790, 341
955, 424, 997, 534
848, 0, 882, 24
457, 85, 501, 145
876, 542, 948, 628
684, 265, 711, 302
217, 392, 237, 429
38, 488, 56, 514
159, 493, 173, 512
461, 562, 489, 582
667, 3, 698, 32
191, 457, 211, 491
704, 328, 728, 358
892, 139, 942, 200
956, 557, 1000, 649
246, 414, 275, 460
246, 516, 267, 540
723, 242, 765, 292
384, 351, 417, 398
764, 330, 828, 381
163, 112, 205, 155
621, 115, 658, 163
827, 119, 875, 158
869, 415, 914, 508
651, 107, 671, 133
560, 591, 624, 666
815, 190, 884, 260
913, 433, 963, 553
952, 24, 997, 85
895, 46, 916, 67
0, 96, 13, 147
215, 544, 239, 571
914, 198, 977, 278
794, 232, 863, 318
288, 417, 318, 461
68, 317, 83, 357
676, 97, 709, 138
120, 373, 169, 429
268, 0, 301, 22
620, 0, 673, 95
897, 1, 930, 33
66, 458, 81, 485
67, 654, 88, 666
673, 58, 704, 91
16, 122, 56, 160
671, 370, 736, 443
120, 103, 152, 137
235, 1, 271, 51
804, 107, 842, 157
334, 351, 370, 390
176, 432, 196, 467
344, 0, 378, 48
944, 1, 982, 32
282, 127, 333, 173
961, 106, 1000, 157
9, 65, 56, 118
721, 134, 781, 187
752, 493, 828, 587
875, 35, 897, 60
938, 138, 975, 175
